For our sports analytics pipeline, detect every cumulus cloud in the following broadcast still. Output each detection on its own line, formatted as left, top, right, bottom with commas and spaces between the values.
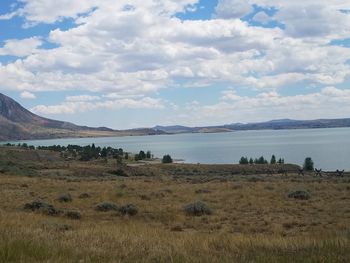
215, 0, 253, 19
0, 0, 349, 95
0, 0, 350, 126
253, 11, 272, 24
65, 95, 101, 102
171, 87, 350, 126
0, 37, 42, 57
20, 91, 36, 99
31, 95, 164, 115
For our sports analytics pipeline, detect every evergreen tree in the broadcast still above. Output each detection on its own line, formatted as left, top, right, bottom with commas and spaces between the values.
303, 157, 314, 171
270, 155, 276, 164
162, 154, 173, 163
239, 156, 249, 165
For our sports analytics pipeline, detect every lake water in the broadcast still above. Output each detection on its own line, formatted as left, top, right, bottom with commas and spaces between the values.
11, 128, 350, 171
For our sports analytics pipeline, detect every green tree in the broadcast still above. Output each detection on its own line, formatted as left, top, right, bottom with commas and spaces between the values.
303, 157, 314, 171
162, 154, 173, 164
270, 155, 276, 164
146, 151, 151, 159
239, 156, 249, 165
249, 158, 254, 164
138, 151, 146, 160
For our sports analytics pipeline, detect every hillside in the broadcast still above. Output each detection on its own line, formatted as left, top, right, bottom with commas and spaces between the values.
0, 93, 163, 141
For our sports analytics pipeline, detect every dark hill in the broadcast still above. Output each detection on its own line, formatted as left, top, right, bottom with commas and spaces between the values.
0, 93, 163, 141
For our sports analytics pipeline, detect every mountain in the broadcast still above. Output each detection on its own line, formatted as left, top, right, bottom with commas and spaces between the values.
0, 93, 163, 141
155, 118, 350, 134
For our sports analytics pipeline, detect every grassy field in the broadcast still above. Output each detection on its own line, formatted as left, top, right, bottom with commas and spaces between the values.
0, 146, 349, 262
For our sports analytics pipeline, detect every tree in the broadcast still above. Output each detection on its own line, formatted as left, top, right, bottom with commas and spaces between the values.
138, 150, 146, 160
270, 155, 276, 164
162, 154, 173, 163
146, 151, 151, 159
239, 156, 249, 165
303, 157, 314, 171
249, 158, 254, 165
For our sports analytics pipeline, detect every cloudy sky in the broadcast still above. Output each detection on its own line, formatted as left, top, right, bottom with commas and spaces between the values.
1, 0, 350, 129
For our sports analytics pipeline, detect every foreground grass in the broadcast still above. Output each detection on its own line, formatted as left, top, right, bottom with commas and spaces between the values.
0, 214, 348, 263
0, 147, 349, 262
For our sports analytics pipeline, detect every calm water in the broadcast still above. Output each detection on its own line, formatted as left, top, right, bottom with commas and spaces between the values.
11, 128, 350, 171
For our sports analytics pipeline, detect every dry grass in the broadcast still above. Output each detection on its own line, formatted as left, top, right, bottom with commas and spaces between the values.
0, 147, 349, 262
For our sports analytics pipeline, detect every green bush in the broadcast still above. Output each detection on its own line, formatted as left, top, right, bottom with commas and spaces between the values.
24, 199, 60, 216
95, 202, 118, 212
57, 193, 72, 203
183, 201, 212, 216
119, 204, 138, 216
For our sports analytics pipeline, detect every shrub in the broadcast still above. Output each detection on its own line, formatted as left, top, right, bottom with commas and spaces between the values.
95, 202, 118, 212
288, 190, 311, 200
119, 204, 138, 216
183, 201, 212, 216
162, 154, 173, 164
65, 210, 81, 220
57, 193, 72, 203
24, 199, 59, 216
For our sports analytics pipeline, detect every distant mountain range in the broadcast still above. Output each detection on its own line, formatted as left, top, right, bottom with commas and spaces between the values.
0, 92, 349, 141
154, 118, 350, 134
0, 93, 164, 141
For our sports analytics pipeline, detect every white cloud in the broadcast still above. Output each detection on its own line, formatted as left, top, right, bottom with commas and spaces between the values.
171, 87, 350, 126
31, 96, 164, 115
65, 95, 100, 102
253, 11, 272, 24
215, 0, 253, 19
0, 37, 42, 57
0, 0, 349, 126
0, 11, 18, 20
20, 91, 36, 99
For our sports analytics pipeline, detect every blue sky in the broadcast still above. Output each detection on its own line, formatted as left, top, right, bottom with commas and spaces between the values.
1, 0, 350, 129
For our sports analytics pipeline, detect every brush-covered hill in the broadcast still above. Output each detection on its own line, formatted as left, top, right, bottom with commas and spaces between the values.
0, 93, 163, 141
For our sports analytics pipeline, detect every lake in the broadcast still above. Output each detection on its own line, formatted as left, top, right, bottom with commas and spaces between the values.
11, 127, 350, 171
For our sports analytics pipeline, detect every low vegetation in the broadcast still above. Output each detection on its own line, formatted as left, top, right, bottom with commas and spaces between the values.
0, 145, 349, 262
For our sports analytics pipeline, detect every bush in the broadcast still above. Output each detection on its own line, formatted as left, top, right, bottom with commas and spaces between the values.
183, 201, 212, 216
95, 202, 118, 212
288, 190, 311, 200
57, 193, 72, 203
65, 210, 81, 220
24, 199, 59, 216
303, 157, 314, 171
162, 154, 173, 164
119, 204, 138, 216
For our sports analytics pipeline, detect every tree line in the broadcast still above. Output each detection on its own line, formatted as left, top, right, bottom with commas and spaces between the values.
3, 143, 173, 164
239, 155, 284, 165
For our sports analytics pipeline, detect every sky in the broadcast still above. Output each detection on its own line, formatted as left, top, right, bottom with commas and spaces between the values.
1, 0, 350, 129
